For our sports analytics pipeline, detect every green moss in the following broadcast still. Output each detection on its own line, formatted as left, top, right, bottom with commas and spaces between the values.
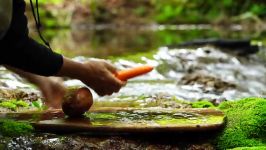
10, 99, 29, 107
0, 119, 34, 137
192, 100, 215, 108
0, 102, 17, 110
215, 97, 266, 150
230, 146, 266, 150
0, 99, 29, 111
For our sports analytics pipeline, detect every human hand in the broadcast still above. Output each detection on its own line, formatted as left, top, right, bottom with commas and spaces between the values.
5, 65, 66, 109
56, 57, 125, 96
38, 77, 66, 109
79, 60, 125, 96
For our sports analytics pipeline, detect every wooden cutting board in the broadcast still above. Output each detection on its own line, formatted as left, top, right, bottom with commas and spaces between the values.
0, 107, 225, 134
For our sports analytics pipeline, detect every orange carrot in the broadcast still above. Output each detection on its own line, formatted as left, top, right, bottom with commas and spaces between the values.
116, 65, 154, 81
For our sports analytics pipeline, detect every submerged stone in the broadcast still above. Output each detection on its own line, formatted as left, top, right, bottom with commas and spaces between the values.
179, 73, 236, 93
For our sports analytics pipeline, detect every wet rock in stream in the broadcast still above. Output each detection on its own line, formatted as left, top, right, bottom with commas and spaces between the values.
179, 73, 236, 93
152, 46, 266, 100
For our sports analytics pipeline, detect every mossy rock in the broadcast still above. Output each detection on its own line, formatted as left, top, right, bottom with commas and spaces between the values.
215, 97, 266, 149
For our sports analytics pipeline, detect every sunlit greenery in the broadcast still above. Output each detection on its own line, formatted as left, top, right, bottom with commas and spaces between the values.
230, 147, 266, 150
27, 0, 266, 27
151, 0, 266, 24
191, 100, 215, 108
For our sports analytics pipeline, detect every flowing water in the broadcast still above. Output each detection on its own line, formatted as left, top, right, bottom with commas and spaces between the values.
1, 26, 266, 102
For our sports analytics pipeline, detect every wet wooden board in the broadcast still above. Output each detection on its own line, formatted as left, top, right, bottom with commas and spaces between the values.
0, 107, 225, 134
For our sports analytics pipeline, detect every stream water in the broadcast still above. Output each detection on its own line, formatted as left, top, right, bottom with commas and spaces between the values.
2, 26, 266, 102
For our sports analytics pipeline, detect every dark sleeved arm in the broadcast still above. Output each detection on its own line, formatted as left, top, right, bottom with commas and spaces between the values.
2, 38, 63, 76
0, 0, 63, 76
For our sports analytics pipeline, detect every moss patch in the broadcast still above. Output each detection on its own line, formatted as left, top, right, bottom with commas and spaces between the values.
192, 100, 215, 108
0, 99, 29, 111
215, 97, 266, 150
0, 102, 17, 110
230, 147, 266, 150
10, 99, 29, 107
0, 119, 34, 137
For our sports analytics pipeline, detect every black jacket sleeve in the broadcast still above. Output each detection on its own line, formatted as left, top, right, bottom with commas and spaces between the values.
0, 0, 63, 76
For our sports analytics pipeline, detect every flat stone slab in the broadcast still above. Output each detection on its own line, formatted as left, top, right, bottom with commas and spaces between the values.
0, 107, 225, 134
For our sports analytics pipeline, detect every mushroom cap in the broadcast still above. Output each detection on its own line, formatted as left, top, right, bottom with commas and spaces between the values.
62, 87, 93, 118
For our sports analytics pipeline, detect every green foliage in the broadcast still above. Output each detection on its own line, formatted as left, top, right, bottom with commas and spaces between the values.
0, 99, 29, 111
31, 99, 47, 110
28, 0, 266, 25
0, 102, 16, 110
250, 4, 266, 17
153, 1, 184, 23
231, 147, 266, 150
215, 97, 266, 150
134, 6, 148, 17
10, 99, 29, 107
191, 100, 215, 108
151, 0, 266, 23
0, 119, 34, 137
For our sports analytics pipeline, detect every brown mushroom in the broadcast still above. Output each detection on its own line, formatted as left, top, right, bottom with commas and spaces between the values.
62, 87, 93, 118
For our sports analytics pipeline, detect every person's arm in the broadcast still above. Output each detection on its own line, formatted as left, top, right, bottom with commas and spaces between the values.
3, 38, 124, 96
1, 0, 124, 96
